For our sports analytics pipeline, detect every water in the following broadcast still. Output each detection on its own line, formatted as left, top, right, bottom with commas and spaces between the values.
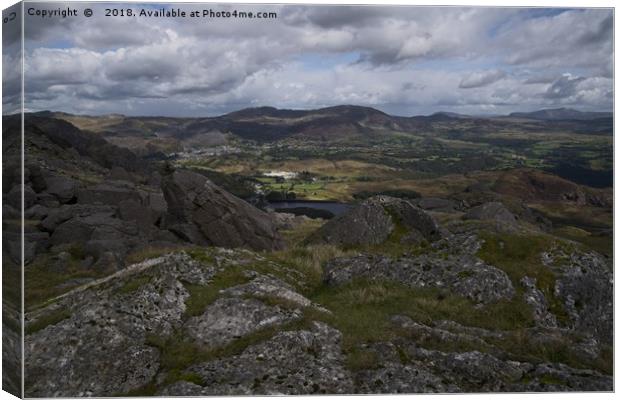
546, 163, 612, 188
269, 201, 352, 216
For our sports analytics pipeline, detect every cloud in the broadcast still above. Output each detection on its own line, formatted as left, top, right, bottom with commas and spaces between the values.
459, 70, 507, 89
16, 5, 613, 116
544, 74, 586, 99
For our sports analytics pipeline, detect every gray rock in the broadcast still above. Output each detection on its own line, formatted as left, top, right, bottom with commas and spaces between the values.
7, 184, 37, 209
50, 213, 141, 262
24, 204, 49, 220
167, 223, 211, 246
5, 230, 50, 264
26, 163, 47, 193
408, 347, 528, 391
553, 251, 613, 343
464, 201, 517, 228
324, 253, 515, 304
222, 274, 318, 309
165, 321, 354, 395
509, 363, 612, 392
77, 181, 142, 206
3, 204, 20, 219
24, 253, 210, 397
118, 199, 155, 234
307, 196, 442, 247
520, 276, 557, 328
355, 361, 459, 393
390, 315, 494, 351
40, 204, 117, 232
184, 297, 302, 349
44, 175, 78, 204
162, 170, 285, 251
35, 192, 61, 208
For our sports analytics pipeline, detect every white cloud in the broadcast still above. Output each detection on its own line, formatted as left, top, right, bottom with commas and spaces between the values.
17, 5, 613, 116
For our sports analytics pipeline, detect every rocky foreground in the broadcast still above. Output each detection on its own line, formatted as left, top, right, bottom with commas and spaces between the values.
24, 227, 612, 395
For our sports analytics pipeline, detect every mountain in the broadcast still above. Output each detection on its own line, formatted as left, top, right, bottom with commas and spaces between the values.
509, 108, 612, 121
34, 105, 614, 152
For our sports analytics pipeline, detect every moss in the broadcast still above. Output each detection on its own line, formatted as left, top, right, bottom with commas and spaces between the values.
120, 381, 159, 397
345, 348, 380, 372
25, 254, 109, 311
538, 374, 565, 386
186, 248, 216, 264
146, 322, 287, 376
183, 267, 251, 317
116, 275, 152, 295
26, 308, 71, 334
477, 232, 571, 324
67, 243, 86, 260
308, 279, 534, 359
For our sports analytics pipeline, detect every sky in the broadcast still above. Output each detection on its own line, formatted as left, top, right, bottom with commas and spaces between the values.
3, 2, 614, 117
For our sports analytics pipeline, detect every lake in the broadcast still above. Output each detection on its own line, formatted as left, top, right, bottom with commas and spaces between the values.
546, 163, 612, 188
269, 201, 352, 217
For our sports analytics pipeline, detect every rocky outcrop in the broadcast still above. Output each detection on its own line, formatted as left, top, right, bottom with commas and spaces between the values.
23, 246, 612, 396
324, 252, 515, 305
520, 276, 558, 328
464, 201, 517, 228
547, 250, 613, 343
163, 322, 354, 395
77, 181, 142, 206
24, 251, 334, 397
184, 297, 302, 349
161, 170, 285, 251
307, 196, 442, 247
44, 175, 78, 204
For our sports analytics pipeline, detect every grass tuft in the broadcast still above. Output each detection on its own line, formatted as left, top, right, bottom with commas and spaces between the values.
26, 308, 71, 335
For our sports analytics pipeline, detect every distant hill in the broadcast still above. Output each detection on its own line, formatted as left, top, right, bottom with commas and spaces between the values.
509, 108, 612, 121
35, 105, 613, 149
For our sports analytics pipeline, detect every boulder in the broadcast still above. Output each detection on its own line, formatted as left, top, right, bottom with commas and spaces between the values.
464, 202, 517, 227
161, 170, 285, 251
3, 204, 20, 220
40, 204, 116, 233
7, 184, 37, 209
44, 175, 78, 204
306, 196, 442, 247
25, 204, 49, 220
77, 181, 142, 206
107, 166, 134, 182
118, 199, 155, 234
50, 213, 141, 262
25, 163, 47, 193
36, 192, 61, 208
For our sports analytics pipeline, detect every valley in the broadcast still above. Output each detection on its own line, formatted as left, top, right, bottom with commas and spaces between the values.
3, 105, 613, 395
